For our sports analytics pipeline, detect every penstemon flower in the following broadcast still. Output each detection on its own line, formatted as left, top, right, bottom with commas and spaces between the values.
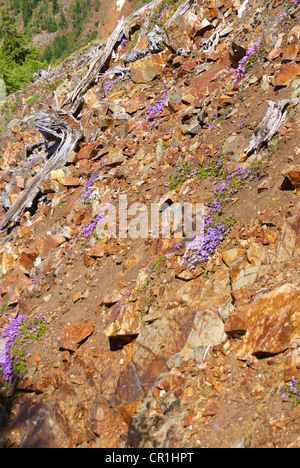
183, 161, 252, 269
283, 375, 300, 407
0, 315, 48, 383
232, 36, 264, 85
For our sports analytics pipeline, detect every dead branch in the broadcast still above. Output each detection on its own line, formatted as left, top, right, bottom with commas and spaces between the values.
245, 100, 290, 155
61, 18, 125, 113
0, 109, 83, 231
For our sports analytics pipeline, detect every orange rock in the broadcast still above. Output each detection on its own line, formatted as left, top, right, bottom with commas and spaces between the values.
227, 284, 300, 360
130, 52, 169, 84
1, 251, 16, 275
59, 322, 94, 352
266, 48, 281, 61
163, 15, 192, 53
282, 165, 300, 189
282, 42, 299, 62
105, 302, 141, 345
277, 213, 300, 261
118, 401, 142, 424
201, 401, 218, 417
222, 248, 246, 266
51, 169, 81, 187
17, 251, 38, 275
88, 242, 107, 258
288, 25, 300, 45
40, 234, 66, 259
273, 63, 300, 87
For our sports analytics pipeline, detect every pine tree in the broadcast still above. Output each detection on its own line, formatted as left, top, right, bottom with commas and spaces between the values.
21, 0, 32, 26
52, 0, 59, 15
59, 10, 68, 29
0, 10, 45, 94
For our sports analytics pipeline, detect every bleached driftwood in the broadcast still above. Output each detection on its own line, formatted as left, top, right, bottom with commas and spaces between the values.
245, 100, 290, 155
0, 110, 83, 230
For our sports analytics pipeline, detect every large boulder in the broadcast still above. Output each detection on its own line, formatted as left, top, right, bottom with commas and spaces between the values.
226, 284, 300, 360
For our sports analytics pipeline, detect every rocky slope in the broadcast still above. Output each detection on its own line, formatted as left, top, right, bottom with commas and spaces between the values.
0, 0, 300, 448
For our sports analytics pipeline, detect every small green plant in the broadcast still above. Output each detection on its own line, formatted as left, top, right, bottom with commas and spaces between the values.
141, 296, 152, 319
149, 255, 167, 275
26, 94, 40, 108
283, 376, 300, 407
168, 159, 203, 190
0, 301, 14, 318
18, 316, 48, 342
232, 36, 265, 85
274, 1, 298, 28
182, 152, 253, 270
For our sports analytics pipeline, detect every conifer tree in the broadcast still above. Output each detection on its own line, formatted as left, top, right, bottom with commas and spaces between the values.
21, 0, 32, 26
0, 10, 45, 94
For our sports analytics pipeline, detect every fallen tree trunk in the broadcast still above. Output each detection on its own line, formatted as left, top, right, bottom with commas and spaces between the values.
0, 110, 83, 231
245, 99, 290, 155
62, 18, 125, 113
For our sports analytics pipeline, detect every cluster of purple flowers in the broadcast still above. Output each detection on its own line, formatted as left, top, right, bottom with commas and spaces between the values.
103, 78, 115, 97
0, 314, 48, 383
25, 154, 43, 169
183, 165, 251, 270
116, 302, 124, 311
232, 36, 264, 85
145, 92, 168, 130
206, 115, 219, 131
283, 375, 300, 406
0, 301, 11, 318
79, 162, 104, 202
0, 315, 26, 383
74, 211, 106, 246
274, 11, 291, 26
274, 1, 299, 26
120, 38, 127, 52
129, 92, 168, 136
167, 159, 203, 189
145, 93, 168, 126
239, 112, 250, 129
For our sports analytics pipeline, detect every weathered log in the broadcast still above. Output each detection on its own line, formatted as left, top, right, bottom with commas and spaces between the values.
123, 0, 162, 42
245, 100, 290, 155
0, 109, 83, 230
62, 18, 125, 113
